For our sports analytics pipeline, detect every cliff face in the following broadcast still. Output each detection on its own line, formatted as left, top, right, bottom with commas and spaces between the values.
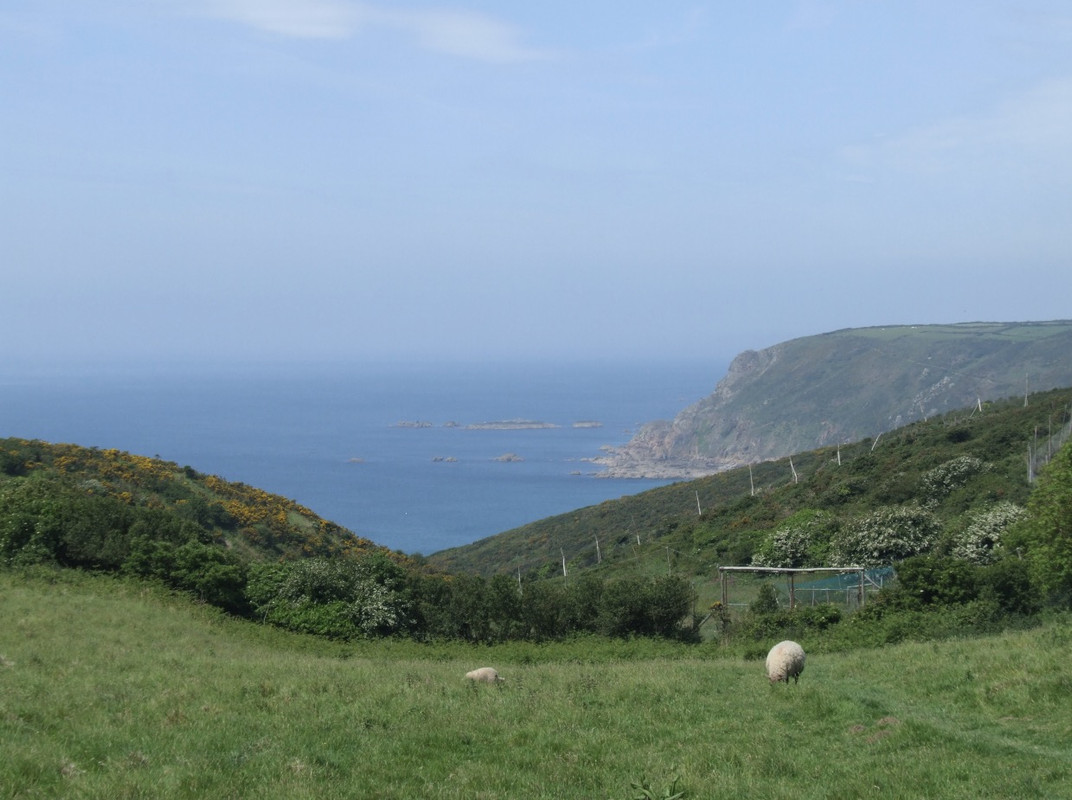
598, 321, 1072, 479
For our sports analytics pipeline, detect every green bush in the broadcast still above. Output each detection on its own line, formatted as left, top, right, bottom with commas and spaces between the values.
978, 557, 1040, 616
894, 554, 980, 607
833, 504, 941, 566
1007, 440, 1072, 606
245, 556, 410, 639
751, 509, 836, 568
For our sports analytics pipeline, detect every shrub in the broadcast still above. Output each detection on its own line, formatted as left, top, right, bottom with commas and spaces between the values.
894, 554, 979, 607
751, 509, 836, 568
0, 478, 78, 565
833, 505, 941, 566
920, 455, 990, 504
950, 502, 1026, 565
978, 558, 1040, 616
245, 556, 410, 639
1006, 440, 1072, 606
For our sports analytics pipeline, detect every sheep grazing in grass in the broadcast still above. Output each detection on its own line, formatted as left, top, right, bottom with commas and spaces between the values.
766, 640, 806, 685
465, 667, 504, 684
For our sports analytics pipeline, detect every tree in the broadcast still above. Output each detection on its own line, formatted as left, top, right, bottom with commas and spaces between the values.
520, 580, 567, 640
0, 478, 71, 564
1008, 441, 1072, 605
644, 574, 697, 639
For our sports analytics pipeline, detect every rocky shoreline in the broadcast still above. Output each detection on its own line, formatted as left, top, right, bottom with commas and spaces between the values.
591, 449, 730, 480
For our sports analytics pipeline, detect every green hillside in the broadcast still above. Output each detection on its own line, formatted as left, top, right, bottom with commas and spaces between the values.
600, 320, 1072, 478
0, 437, 392, 563
2, 570, 1070, 799
4, 383, 1072, 648
427, 386, 1072, 585
0, 438, 697, 642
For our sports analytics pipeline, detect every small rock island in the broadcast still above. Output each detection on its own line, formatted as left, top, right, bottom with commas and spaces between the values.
466, 419, 559, 430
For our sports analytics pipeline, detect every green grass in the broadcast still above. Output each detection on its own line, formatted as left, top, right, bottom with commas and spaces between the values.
2, 571, 1071, 799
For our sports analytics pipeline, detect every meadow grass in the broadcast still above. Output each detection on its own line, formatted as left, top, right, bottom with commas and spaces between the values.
1, 570, 1070, 799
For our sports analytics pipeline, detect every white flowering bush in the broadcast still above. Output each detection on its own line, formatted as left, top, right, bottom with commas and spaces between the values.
751, 525, 811, 568
246, 555, 409, 638
751, 510, 834, 568
347, 580, 406, 635
950, 502, 1026, 565
833, 505, 941, 567
920, 456, 990, 503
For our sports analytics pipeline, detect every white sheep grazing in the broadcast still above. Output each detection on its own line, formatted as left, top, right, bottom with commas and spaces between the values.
765, 640, 806, 685
465, 667, 504, 684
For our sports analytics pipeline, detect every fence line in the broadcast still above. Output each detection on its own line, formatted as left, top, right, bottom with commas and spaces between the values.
1028, 407, 1072, 482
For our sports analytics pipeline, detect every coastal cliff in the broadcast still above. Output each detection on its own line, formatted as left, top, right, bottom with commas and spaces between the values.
598, 321, 1072, 479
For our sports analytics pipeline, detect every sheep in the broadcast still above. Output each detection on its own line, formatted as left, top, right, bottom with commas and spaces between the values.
465, 667, 504, 684
765, 640, 805, 685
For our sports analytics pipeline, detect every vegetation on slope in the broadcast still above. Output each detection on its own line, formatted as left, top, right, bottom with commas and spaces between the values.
429, 387, 1072, 580
0, 438, 697, 642
2, 570, 1071, 800
601, 320, 1072, 477
2, 385, 1072, 648
0, 439, 382, 562
424, 388, 1072, 648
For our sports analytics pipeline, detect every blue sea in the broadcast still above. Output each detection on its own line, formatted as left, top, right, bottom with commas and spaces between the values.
0, 360, 725, 555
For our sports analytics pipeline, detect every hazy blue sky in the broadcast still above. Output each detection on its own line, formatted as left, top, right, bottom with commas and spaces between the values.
4, 1, 1070, 364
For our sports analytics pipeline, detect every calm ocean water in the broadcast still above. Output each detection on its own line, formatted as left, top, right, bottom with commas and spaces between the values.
0, 360, 725, 555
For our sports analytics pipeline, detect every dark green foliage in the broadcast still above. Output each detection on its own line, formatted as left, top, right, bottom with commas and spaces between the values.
2, 387, 1071, 649
733, 582, 842, 644
750, 582, 781, 616
174, 494, 237, 530
894, 555, 980, 607
0, 478, 71, 565
978, 558, 1040, 616
863, 552, 1040, 618
0, 448, 28, 476
1006, 439, 1072, 606
393, 571, 696, 643
245, 555, 410, 639
946, 426, 973, 443
644, 574, 699, 640
0, 472, 250, 612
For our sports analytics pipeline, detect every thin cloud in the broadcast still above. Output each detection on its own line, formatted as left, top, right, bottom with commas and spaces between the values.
843, 77, 1072, 178
203, 0, 550, 62
381, 7, 551, 63
205, 0, 364, 39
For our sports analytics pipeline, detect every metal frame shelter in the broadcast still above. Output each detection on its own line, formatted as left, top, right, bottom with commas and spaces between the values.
718, 566, 868, 609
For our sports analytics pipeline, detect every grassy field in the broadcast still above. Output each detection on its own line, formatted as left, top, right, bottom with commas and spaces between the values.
2, 571, 1071, 799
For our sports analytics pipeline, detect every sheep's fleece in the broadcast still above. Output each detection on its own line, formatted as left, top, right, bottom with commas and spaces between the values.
465, 667, 504, 683
765, 640, 805, 684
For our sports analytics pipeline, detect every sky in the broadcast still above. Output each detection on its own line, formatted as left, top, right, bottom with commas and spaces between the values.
3, 1, 1071, 365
